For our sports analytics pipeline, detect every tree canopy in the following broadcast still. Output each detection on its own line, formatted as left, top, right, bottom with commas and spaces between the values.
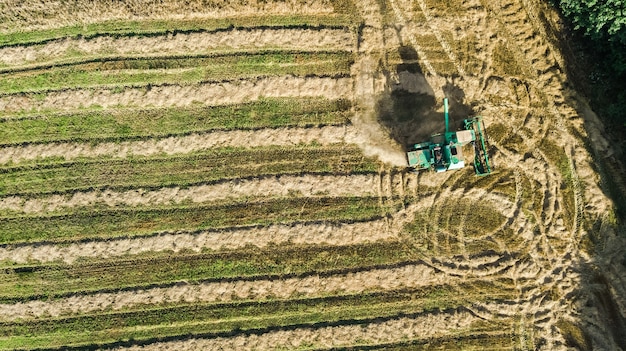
558, 0, 626, 40
555, 0, 626, 124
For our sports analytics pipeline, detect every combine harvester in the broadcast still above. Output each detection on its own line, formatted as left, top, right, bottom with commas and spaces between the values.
406, 98, 493, 175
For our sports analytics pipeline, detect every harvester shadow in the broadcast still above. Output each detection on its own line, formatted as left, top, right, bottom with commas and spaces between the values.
375, 46, 474, 151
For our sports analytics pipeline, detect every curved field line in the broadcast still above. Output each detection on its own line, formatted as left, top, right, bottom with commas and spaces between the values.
0, 0, 335, 33
474, 5, 599, 347
0, 217, 393, 265
0, 125, 360, 165
0, 263, 451, 321
109, 311, 479, 351
0, 174, 379, 214
0, 76, 353, 115
0, 28, 354, 67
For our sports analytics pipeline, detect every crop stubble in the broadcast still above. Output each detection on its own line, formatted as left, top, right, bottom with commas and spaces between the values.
0, 0, 621, 349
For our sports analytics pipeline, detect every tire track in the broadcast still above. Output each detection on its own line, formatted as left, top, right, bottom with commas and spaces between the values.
413, 0, 466, 76
0, 0, 335, 33
399, 6, 596, 347
0, 174, 379, 214
0, 263, 451, 321
0, 28, 354, 67
475, 3, 605, 348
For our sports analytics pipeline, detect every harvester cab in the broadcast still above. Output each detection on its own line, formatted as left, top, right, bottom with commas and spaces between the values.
406, 98, 492, 176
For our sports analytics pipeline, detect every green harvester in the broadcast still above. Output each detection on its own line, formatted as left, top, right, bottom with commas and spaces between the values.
406, 98, 492, 175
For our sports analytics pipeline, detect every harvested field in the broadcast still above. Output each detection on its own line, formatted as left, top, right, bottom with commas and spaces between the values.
0, 0, 624, 350
0, 76, 354, 114
0, 0, 336, 33
0, 28, 355, 67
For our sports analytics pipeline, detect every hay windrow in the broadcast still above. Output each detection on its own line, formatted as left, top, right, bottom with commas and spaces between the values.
0, 28, 355, 66
0, 0, 335, 33
0, 174, 379, 214
0, 125, 360, 165
0, 263, 445, 321
0, 219, 394, 265
0, 76, 353, 114
109, 311, 481, 351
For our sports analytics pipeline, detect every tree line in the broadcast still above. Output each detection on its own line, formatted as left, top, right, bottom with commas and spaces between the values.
554, 0, 626, 125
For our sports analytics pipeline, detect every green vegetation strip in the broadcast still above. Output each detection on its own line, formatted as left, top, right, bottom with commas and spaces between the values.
327, 332, 514, 350
0, 242, 416, 301
0, 52, 353, 94
0, 15, 355, 48
539, 137, 576, 231
0, 196, 382, 244
0, 145, 379, 197
404, 200, 507, 238
0, 98, 351, 145
0, 285, 508, 350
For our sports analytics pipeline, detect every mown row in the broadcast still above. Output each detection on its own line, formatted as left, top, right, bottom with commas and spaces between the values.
0, 51, 354, 94
0, 144, 376, 196
0, 242, 416, 301
0, 286, 515, 350
0, 97, 351, 145
0, 195, 386, 244
0, 13, 359, 48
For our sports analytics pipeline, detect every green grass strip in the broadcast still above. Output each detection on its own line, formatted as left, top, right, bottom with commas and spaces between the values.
0, 196, 382, 244
0, 15, 355, 48
329, 333, 514, 351
0, 52, 353, 94
0, 145, 378, 197
0, 97, 351, 145
0, 286, 506, 350
0, 242, 415, 301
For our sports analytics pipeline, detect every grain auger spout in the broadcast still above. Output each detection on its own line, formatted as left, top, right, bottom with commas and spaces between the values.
406, 98, 493, 175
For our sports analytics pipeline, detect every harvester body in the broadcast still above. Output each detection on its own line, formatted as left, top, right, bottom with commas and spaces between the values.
406, 98, 492, 175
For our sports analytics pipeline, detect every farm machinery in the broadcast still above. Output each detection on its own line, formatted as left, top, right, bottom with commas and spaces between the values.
406, 98, 492, 175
